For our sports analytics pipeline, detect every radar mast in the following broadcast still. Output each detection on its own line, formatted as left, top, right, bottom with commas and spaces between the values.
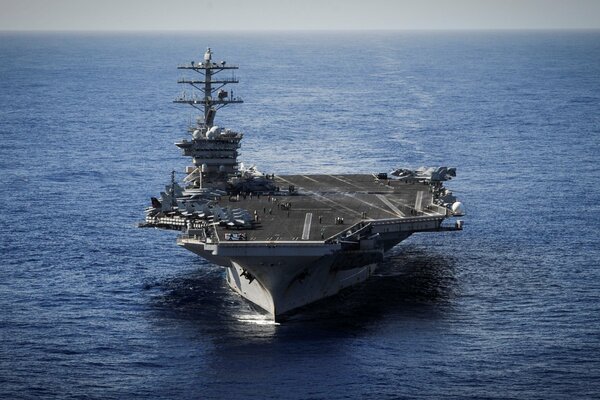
174, 47, 243, 127
173, 49, 244, 190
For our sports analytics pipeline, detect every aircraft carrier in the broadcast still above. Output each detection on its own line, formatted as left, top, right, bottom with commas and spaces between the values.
141, 48, 465, 321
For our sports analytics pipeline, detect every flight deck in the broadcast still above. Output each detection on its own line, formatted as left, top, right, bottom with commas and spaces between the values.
212, 174, 445, 242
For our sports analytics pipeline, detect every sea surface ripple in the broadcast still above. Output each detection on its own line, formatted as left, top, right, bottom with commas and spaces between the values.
0, 31, 599, 399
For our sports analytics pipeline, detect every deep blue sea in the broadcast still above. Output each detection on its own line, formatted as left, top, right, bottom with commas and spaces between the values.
1, 31, 599, 399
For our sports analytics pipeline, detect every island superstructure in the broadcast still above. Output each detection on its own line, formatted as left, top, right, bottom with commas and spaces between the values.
141, 48, 465, 321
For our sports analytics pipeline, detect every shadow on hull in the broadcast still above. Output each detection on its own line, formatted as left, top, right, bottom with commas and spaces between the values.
145, 246, 458, 331
274, 247, 458, 325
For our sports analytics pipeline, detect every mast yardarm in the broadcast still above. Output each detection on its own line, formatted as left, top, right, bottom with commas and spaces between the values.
174, 47, 243, 126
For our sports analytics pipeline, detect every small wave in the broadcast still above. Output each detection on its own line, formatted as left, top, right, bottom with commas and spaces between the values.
235, 314, 280, 326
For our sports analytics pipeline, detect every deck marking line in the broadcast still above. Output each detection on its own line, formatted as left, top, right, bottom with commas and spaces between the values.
344, 193, 397, 217
327, 174, 364, 190
277, 176, 367, 217
376, 194, 405, 217
415, 191, 424, 212
302, 213, 313, 240
301, 175, 319, 183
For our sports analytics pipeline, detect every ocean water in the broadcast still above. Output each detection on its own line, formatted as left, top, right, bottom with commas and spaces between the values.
1, 31, 599, 399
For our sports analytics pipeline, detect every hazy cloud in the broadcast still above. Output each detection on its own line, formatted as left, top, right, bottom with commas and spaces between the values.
0, 0, 598, 31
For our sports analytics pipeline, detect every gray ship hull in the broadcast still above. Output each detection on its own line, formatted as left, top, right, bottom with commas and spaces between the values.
178, 216, 441, 319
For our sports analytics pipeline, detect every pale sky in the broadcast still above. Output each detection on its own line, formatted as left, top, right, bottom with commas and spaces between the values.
0, 0, 599, 31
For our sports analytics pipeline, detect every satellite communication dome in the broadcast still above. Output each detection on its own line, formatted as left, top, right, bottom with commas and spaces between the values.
451, 202, 465, 216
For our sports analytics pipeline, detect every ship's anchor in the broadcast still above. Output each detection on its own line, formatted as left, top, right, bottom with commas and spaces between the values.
241, 268, 255, 284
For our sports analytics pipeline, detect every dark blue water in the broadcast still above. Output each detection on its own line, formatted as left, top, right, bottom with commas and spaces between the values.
1, 31, 599, 399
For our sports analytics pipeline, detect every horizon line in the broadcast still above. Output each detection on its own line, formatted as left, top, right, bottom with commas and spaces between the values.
2, 28, 600, 34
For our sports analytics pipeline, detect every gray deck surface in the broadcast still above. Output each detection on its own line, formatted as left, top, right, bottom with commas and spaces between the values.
215, 174, 437, 241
